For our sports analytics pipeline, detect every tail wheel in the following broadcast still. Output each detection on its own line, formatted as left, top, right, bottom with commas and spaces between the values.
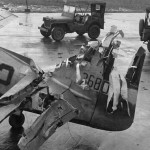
51, 26, 65, 41
88, 25, 100, 39
139, 19, 144, 37
9, 113, 25, 128
147, 41, 150, 52
40, 24, 51, 38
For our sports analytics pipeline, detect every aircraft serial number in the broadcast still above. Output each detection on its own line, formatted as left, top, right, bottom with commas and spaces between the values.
83, 73, 109, 94
0, 63, 14, 85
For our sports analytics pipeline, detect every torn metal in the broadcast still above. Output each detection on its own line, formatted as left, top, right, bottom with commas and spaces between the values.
0, 25, 146, 150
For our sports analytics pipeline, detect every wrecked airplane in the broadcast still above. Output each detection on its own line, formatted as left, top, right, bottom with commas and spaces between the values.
0, 26, 146, 150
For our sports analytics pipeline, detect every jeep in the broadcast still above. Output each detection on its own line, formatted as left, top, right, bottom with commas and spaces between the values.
38, 2, 106, 41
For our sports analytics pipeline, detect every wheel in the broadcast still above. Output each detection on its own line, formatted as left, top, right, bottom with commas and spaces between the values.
51, 26, 65, 41
139, 19, 144, 37
147, 41, 150, 52
40, 24, 51, 38
88, 25, 100, 39
9, 113, 25, 128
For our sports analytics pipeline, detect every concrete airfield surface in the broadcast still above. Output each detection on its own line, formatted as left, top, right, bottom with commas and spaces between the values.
0, 13, 150, 150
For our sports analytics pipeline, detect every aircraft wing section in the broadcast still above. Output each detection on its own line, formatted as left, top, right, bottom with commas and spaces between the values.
0, 72, 36, 101
18, 90, 83, 150
0, 72, 37, 123
45, 76, 71, 94
0, 47, 42, 95
0, 8, 18, 28
0, 47, 42, 73
0, 104, 20, 123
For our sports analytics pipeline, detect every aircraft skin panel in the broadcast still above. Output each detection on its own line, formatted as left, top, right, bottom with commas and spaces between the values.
90, 47, 146, 131
69, 81, 97, 101
62, 89, 84, 114
0, 72, 36, 100
29, 77, 72, 112
68, 82, 97, 122
0, 47, 36, 95
53, 62, 76, 81
46, 76, 71, 94
80, 50, 104, 79
0, 72, 37, 122
0, 47, 30, 70
0, 47, 32, 66
18, 97, 78, 150
49, 72, 98, 122
89, 89, 137, 131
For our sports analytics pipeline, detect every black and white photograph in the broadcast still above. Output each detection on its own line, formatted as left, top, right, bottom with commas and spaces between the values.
0, 0, 149, 150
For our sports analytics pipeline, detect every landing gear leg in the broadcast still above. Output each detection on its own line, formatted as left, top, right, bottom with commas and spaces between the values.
9, 112, 25, 128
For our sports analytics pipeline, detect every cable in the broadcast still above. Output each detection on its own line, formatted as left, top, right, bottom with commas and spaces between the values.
67, 122, 80, 149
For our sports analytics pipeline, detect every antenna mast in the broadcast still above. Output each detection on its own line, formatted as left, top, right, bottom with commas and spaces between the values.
25, 0, 30, 12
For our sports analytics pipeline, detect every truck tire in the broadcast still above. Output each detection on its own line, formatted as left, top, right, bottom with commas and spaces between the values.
139, 19, 144, 37
147, 41, 150, 52
40, 24, 51, 38
88, 25, 100, 39
9, 113, 25, 128
52, 26, 65, 41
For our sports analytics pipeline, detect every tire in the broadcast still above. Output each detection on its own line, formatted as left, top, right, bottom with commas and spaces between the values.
9, 113, 25, 128
51, 26, 65, 41
139, 19, 144, 37
88, 25, 100, 39
40, 24, 51, 38
147, 41, 150, 52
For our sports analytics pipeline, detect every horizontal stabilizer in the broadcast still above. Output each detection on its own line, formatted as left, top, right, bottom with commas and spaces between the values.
0, 73, 37, 123
0, 72, 36, 101
0, 47, 43, 74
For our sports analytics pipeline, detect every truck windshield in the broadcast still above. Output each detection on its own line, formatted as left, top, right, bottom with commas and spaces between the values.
63, 5, 75, 14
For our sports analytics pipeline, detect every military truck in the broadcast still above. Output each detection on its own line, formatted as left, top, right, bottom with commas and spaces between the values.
139, 7, 150, 51
38, 2, 106, 41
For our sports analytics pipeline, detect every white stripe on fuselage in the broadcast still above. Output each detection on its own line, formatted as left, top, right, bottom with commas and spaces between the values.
51, 77, 92, 101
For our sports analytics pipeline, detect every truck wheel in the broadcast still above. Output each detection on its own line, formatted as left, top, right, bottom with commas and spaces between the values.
52, 26, 65, 41
139, 19, 144, 37
88, 25, 100, 39
9, 113, 25, 128
40, 24, 51, 38
147, 41, 150, 52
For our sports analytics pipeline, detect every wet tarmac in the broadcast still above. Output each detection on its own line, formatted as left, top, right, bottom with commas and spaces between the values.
0, 13, 150, 150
